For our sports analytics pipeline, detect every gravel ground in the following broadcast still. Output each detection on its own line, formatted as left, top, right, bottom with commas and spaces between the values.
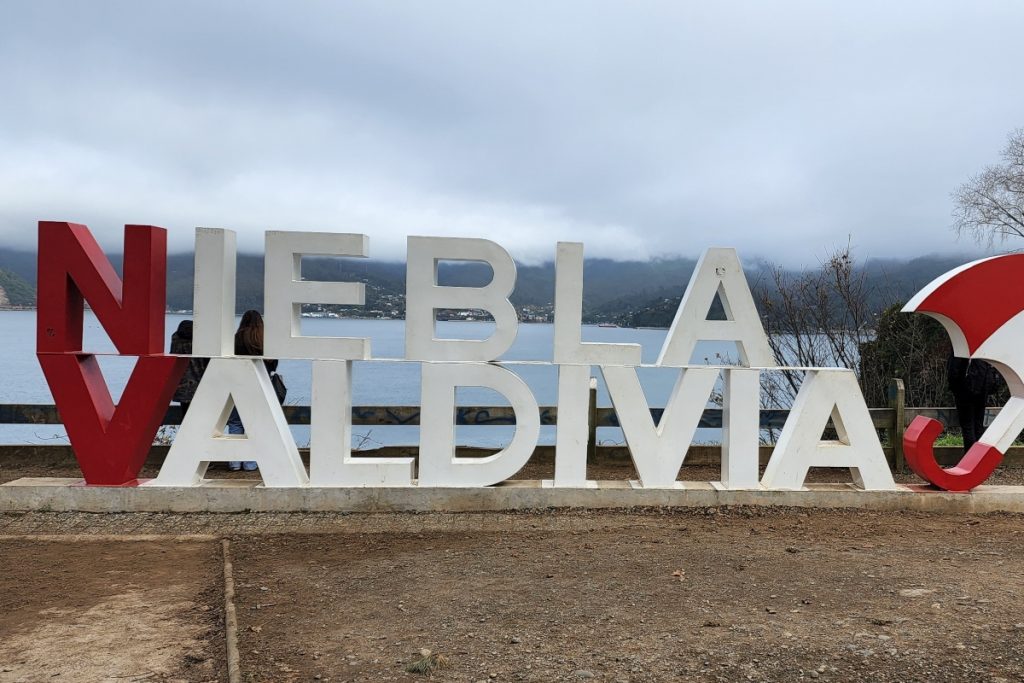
2, 508, 1023, 682
0, 538, 225, 682
3, 453, 1024, 682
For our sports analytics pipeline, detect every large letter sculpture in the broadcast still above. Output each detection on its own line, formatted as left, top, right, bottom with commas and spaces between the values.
657, 247, 776, 367
264, 231, 372, 360
153, 358, 308, 487
761, 370, 895, 490
419, 363, 541, 486
601, 365, 720, 488
405, 236, 519, 361
903, 254, 1024, 491
36, 222, 187, 485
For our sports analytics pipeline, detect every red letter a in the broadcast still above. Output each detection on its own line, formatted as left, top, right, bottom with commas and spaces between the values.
35, 222, 187, 485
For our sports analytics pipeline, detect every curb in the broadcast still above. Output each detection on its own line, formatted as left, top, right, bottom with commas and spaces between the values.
4, 478, 1024, 514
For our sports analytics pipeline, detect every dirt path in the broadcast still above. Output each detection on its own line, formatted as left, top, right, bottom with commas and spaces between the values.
0, 539, 226, 682
226, 509, 1024, 683
2, 509, 1023, 682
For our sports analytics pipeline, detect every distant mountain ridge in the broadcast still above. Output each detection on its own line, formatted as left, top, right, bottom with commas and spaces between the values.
0, 245, 978, 325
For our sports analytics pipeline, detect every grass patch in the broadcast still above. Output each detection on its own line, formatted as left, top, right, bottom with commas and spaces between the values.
405, 649, 450, 675
932, 433, 964, 447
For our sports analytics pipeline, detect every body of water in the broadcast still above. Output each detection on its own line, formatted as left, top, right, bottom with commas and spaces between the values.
2, 311, 738, 447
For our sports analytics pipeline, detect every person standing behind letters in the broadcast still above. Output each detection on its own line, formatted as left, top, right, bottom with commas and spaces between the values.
947, 353, 1002, 454
170, 320, 208, 418
227, 310, 279, 472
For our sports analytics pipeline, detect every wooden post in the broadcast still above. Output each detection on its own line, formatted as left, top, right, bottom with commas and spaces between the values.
888, 378, 906, 473
587, 377, 598, 464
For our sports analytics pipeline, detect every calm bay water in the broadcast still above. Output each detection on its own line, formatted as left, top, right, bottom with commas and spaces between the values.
1, 311, 733, 447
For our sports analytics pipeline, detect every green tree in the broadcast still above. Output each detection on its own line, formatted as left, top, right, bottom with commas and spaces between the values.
858, 304, 951, 408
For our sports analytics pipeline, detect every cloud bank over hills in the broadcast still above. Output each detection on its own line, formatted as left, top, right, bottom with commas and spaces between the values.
2, 3, 1022, 264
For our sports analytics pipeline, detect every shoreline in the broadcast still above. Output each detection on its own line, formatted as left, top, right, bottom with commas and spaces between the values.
1, 309, 668, 328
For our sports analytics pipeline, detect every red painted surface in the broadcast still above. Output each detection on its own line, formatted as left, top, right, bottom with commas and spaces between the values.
903, 416, 1004, 492
37, 221, 167, 354
915, 254, 1024, 354
902, 253, 1024, 491
38, 354, 187, 485
35, 221, 185, 486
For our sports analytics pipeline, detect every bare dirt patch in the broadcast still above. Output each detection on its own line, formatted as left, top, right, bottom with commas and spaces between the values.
2, 509, 1023, 682
0, 540, 225, 682
226, 509, 1024, 682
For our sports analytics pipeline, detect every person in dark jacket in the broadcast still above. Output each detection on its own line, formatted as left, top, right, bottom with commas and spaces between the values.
947, 353, 1002, 453
227, 310, 278, 472
169, 320, 208, 418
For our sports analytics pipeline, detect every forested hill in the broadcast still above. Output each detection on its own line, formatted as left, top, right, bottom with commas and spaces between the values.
0, 246, 979, 325
603, 254, 978, 327
0, 268, 34, 307
0, 247, 706, 314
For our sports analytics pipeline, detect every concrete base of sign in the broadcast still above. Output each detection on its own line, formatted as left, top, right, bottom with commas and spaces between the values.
629, 479, 687, 490
3, 478, 1024, 514
541, 479, 599, 489
710, 481, 759, 491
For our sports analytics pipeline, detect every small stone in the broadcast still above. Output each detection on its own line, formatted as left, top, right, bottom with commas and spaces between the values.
809, 672, 819, 679
898, 588, 935, 598
510, 637, 521, 644
574, 671, 595, 679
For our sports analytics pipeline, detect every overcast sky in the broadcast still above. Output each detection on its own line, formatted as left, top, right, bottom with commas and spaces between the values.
1, 1, 1022, 265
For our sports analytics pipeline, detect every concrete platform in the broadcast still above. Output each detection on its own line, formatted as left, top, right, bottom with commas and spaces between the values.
3, 477, 1024, 513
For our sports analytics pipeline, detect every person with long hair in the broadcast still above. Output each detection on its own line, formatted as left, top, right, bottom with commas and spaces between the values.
227, 310, 278, 471
169, 319, 208, 418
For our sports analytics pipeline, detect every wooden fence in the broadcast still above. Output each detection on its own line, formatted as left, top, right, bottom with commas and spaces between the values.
2, 379, 1020, 470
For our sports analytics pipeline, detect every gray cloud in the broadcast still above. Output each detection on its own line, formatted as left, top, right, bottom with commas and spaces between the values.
1, 1, 1022, 265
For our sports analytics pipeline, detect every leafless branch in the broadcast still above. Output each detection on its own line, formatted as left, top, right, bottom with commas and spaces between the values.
953, 128, 1024, 247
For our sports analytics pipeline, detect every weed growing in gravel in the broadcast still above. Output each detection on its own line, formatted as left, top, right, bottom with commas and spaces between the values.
405, 649, 449, 675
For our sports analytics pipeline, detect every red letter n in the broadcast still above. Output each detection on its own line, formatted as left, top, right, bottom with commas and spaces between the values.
37, 221, 167, 354
35, 222, 187, 485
